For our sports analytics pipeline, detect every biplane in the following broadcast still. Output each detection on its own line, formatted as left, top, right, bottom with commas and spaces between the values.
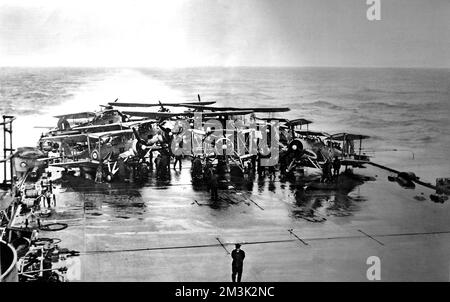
184, 118, 263, 183
41, 95, 216, 137
43, 109, 143, 137
38, 125, 166, 182
274, 118, 324, 179
328, 133, 371, 168
263, 117, 348, 180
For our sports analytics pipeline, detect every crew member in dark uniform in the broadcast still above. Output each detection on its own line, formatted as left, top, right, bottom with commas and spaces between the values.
321, 159, 331, 183
256, 152, 263, 175
332, 156, 341, 179
192, 155, 203, 183
209, 168, 219, 201
231, 243, 245, 282
155, 154, 161, 178
158, 152, 170, 180
268, 165, 276, 179
250, 155, 257, 174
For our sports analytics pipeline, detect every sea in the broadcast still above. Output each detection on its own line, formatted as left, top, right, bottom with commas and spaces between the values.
0, 67, 449, 183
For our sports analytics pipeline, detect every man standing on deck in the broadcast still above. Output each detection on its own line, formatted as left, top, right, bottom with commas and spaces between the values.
209, 168, 219, 201
333, 156, 341, 180
231, 243, 245, 282
256, 151, 265, 176
327, 160, 333, 182
155, 153, 161, 178
321, 160, 330, 183
159, 152, 170, 180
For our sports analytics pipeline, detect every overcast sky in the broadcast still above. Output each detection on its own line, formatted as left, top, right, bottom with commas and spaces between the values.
0, 0, 449, 67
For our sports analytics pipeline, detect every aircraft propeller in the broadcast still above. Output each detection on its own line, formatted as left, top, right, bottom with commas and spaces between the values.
132, 127, 152, 158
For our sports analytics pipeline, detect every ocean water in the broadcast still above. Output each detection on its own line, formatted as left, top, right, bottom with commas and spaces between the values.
0, 67, 449, 182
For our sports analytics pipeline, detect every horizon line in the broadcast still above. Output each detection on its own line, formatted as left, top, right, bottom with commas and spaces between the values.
1, 65, 449, 70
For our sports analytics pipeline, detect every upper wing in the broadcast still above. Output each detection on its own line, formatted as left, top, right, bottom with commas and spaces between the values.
329, 133, 370, 141
109, 101, 216, 107
194, 110, 255, 117
54, 111, 96, 119
171, 104, 290, 113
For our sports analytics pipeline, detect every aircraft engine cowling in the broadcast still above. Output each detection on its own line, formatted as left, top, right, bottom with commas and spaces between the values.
131, 139, 148, 158
288, 139, 319, 160
288, 139, 304, 158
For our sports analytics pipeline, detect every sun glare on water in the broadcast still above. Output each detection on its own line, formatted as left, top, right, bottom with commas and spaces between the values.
12, 69, 185, 148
